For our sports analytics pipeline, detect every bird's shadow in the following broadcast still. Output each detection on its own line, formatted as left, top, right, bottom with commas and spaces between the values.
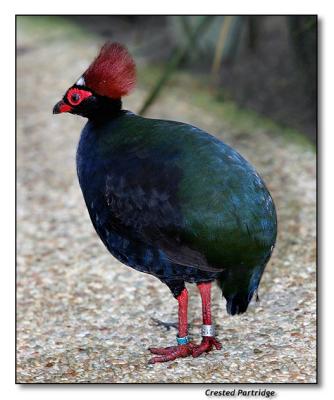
151, 317, 198, 335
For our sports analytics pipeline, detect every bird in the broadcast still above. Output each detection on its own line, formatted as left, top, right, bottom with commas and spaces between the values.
53, 42, 277, 363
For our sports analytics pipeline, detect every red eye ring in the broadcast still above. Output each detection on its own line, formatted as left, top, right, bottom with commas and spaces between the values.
67, 88, 92, 106
71, 93, 81, 104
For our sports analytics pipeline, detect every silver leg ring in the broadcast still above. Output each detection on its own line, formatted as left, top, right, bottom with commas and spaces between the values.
201, 324, 215, 337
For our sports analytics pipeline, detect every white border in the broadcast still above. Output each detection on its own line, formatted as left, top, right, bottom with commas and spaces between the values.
1, 1, 331, 399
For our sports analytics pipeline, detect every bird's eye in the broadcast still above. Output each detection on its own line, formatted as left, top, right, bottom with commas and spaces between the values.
67, 88, 92, 106
70, 93, 81, 104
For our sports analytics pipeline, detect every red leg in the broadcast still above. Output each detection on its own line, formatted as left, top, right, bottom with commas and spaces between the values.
192, 282, 222, 358
148, 288, 194, 363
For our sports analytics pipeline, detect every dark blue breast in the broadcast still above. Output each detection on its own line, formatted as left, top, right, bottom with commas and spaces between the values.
76, 121, 218, 284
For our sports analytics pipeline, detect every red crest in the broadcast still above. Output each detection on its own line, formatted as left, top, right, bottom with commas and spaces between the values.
83, 42, 136, 99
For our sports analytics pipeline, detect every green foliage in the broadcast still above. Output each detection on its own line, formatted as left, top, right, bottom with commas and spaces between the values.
138, 16, 214, 115
16, 15, 92, 43
138, 65, 315, 151
196, 94, 315, 151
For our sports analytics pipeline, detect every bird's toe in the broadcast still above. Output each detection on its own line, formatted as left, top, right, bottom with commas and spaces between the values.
191, 337, 222, 358
148, 344, 193, 363
148, 345, 179, 355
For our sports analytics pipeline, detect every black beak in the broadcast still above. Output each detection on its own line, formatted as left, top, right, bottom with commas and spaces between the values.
53, 101, 62, 114
53, 100, 72, 114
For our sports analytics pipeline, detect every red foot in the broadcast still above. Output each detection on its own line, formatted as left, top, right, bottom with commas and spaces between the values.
191, 337, 222, 358
148, 337, 222, 363
148, 343, 194, 364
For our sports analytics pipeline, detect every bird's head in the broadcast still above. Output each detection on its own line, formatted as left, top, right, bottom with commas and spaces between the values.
53, 42, 136, 119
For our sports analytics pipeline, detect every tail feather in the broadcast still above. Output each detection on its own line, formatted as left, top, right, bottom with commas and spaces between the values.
218, 263, 266, 316
225, 290, 255, 315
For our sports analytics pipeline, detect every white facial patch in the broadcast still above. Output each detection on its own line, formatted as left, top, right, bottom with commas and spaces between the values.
76, 76, 85, 86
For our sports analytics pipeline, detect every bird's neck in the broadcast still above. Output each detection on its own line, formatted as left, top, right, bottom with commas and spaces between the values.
87, 97, 123, 123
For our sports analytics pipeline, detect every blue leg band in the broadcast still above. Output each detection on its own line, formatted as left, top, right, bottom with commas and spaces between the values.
176, 335, 189, 345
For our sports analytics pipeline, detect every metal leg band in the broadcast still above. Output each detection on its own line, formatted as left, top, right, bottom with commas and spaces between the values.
201, 324, 215, 337
176, 335, 189, 345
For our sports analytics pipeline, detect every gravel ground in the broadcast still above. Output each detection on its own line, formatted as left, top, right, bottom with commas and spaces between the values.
16, 18, 316, 383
